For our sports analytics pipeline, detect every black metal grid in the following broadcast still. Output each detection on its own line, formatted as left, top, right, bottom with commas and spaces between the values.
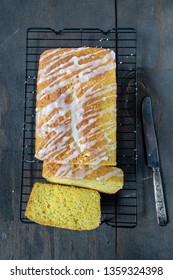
20, 27, 137, 228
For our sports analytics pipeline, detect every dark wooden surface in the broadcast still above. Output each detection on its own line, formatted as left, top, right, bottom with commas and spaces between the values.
0, 0, 173, 260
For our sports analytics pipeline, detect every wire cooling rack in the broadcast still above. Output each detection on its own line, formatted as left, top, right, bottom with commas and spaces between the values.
20, 27, 137, 228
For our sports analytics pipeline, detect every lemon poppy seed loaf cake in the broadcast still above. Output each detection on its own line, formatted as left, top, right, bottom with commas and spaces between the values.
25, 182, 101, 230
35, 47, 117, 165
25, 47, 123, 231
42, 162, 124, 194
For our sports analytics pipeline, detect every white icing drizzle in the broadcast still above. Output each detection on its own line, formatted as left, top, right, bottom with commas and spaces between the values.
37, 51, 115, 99
80, 120, 116, 144
70, 80, 80, 149
38, 49, 104, 84
37, 89, 71, 119
97, 170, 124, 181
36, 47, 117, 164
55, 164, 100, 179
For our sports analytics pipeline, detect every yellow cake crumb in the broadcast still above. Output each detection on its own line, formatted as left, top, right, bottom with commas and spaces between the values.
25, 182, 101, 230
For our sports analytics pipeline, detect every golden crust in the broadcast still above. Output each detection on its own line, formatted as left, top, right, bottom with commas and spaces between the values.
35, 47, 117, 165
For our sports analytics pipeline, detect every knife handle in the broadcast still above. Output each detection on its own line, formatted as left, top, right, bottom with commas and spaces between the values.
153, 167, 168, 226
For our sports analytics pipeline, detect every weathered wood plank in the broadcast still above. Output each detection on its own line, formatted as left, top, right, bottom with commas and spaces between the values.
117, 0, 173, 259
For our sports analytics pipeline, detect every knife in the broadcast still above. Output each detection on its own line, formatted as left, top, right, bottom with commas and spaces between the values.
142, 96, 168, 226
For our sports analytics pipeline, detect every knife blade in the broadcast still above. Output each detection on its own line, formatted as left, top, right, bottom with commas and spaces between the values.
142, 96, 167, 226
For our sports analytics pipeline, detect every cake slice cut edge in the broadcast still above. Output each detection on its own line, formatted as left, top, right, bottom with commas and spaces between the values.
25, 182, 101, 230
42, 162, 124, 194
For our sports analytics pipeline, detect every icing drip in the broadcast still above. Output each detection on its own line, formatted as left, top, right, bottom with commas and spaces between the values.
55, 164, 99, 179
70, 80, 81, 150
98, 170, 122, 180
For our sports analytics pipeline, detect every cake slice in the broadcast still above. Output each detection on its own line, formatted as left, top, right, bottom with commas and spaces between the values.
42, 162, 124, 194
25, 182, 100, 230
35, 47, 117, 165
